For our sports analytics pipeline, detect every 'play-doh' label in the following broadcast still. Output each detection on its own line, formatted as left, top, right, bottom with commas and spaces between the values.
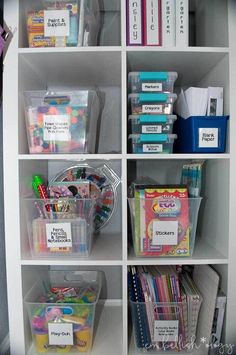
198, 128, 219, 148
142, 125, 162, 133
142, 104, 163, 113
142, 83, 163, 92
143, 144, 163, 153
48, 323, 73, 345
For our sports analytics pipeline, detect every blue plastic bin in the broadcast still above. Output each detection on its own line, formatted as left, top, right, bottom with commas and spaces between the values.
174, 116, 229, 153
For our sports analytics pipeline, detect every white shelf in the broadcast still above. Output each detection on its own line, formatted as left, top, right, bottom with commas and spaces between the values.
126, 46, 229, 53
21, 232, 123, 265
18, 46, 122, 54
18, 154, 123, 161
27, 302, 123, 355
126, 154, 230, 160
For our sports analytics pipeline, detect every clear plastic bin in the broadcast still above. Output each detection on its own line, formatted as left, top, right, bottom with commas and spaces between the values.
23, 198, 96, 258
128, 134, 177, 154
128, 197, 202, 257
23, 90, 100, 154
130, 301, 199, 353
129, 115, 177, 134
129, 93, 177, 115
26, 0, 101, 47
128, 72, 178, 93
24, 270, 102, 353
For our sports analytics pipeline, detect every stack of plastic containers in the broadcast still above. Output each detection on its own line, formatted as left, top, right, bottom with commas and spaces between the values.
128, 72, 178, 154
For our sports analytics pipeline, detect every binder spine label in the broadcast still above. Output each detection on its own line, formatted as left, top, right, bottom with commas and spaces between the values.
162, 0, 175, 46
176, 0, 189, 46
127, 0, 143, 45
142, 82, 163, 91
144, 0, 161, 46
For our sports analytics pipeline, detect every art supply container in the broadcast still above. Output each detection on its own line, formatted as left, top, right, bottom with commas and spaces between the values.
24, 270, 102, 353
128, 93, 177, 115
23, 198, 96, 258
23, 90, 100, 154
128, 72, 178, 93
174, 115, 229, 153
129, 300, 199, 352
128, 197, 202, 257
128, 134, 177, 154
27, 1, 79, 48
129, 115, 177, 134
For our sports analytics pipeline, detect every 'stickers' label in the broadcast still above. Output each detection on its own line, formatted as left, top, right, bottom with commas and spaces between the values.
143, 144, 163, 153
152, 220, 178, 245
48, 323, 73, 345
46, 223, 72, 248
142, 125, 162, 133
44, 10, 70, 37
142, 83, 162, 92
142, 104, 163, 113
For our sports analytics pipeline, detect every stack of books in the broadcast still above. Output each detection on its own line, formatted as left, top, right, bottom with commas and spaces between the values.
127, 0, 189, 47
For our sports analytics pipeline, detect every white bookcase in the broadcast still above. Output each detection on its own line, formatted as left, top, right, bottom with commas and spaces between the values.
3, 0, 236, 354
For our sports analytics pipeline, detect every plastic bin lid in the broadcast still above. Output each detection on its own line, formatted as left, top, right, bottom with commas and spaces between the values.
128, 114, 177, 123
128, 71, 178, 81
129, 134, 177, 142
128, 93, 177, 102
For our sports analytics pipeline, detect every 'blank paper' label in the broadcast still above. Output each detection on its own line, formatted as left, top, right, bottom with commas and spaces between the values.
152, 220, 178, 245
44, 10, 70, 37
48, 323, 73, 345
198, 128, 219, 148
154, 320, 179, 341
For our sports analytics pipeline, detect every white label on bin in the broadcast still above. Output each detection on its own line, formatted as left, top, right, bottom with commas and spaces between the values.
142, 104, 163, 113
48, 323, 73, 345
46, 223, 72, 248
43, 115, 71, 142
142, 125, 162, 133
142, 83, 162, 92
154, 320, 179, 342
152, 220, 178, 245
143, 144, 163, 153
198, 128, 219, 148
44, 10, 70, 37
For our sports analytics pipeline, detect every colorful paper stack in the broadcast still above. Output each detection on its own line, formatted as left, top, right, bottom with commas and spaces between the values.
128, 71, 178, 154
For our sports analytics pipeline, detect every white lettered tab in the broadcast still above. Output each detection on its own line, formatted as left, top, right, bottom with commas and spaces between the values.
44, 10, 70, 37
143, 144, 163, 153
142, 83, 162, 92
43, 114, 71, 141
142, 125, 162, 133
152, 220, 178, 245
198, 128, 219, 148
46, 223, 72, 248
154, 320, 179, 342
48, 323, 73, 345
142, 104, 163, 113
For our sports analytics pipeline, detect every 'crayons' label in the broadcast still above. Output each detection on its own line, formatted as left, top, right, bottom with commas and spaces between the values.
43, 114, 71, 142
143, 144, 163, 153
48, 323, 73, 345
198, 128, 219, 148
46, 223, 72, 249
154, 320, 179, 341
142, 83, 162, 92
44, 10, 70, 37
142, 104, 163, 113
142, 125, 162, 133
152, 220, 178, 245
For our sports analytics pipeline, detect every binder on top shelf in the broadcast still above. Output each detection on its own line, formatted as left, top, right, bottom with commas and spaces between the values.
176, 0, 189, 47
162, 0, 176, 47
143, 0, 162, 46
127, 0, 144, 45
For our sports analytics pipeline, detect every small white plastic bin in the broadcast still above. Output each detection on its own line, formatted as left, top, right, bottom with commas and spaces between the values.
129, 115, 177, 134
23, 90, 100, 154
128, 72, 178, 93
24, 270, 102, 353
23, 198, 96, 258
129, 93, 177, 115
128, 134, 177, 154
128, 197, 202, 257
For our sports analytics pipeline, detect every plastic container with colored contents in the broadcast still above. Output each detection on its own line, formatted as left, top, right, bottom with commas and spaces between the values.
128, 71, 178, 93
23, 198, 96, 258
23, 90, 100, 154
24, 270, 102, 353
128, 197, 202, 257
128, 93, 177, 115
128, 133, 177, 154
129, 114, 177, 134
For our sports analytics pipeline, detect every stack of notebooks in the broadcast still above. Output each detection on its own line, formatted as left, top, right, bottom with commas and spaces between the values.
127, 0, 189, 47
128, 266, 203, 352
